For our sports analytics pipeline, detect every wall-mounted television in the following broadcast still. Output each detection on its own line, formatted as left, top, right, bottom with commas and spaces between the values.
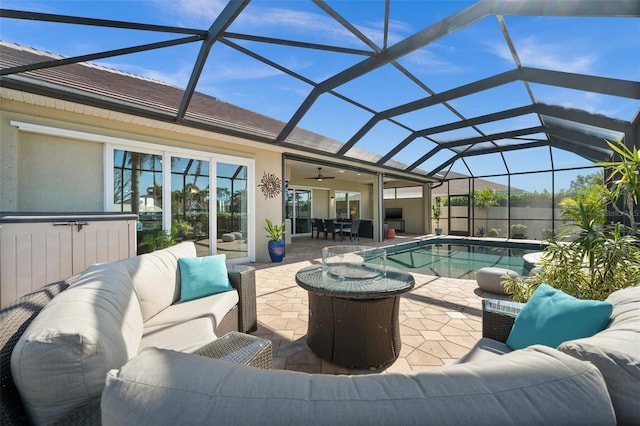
385, 208, 403, 219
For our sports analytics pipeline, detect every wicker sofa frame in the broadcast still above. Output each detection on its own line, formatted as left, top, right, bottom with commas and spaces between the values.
2, 277, 521, 426
481, 298, 524, 343
1, 263, 261, 426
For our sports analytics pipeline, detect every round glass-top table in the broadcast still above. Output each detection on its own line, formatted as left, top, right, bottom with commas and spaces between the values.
295, 264, 415, 369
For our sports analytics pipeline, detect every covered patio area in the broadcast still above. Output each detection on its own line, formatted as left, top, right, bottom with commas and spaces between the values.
250, 234, 505, 374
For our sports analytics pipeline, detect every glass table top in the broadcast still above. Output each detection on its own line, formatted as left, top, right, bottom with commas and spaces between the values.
295, 264, 415, 299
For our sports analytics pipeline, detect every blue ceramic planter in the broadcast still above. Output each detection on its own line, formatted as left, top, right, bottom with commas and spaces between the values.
268, 240, 285, 262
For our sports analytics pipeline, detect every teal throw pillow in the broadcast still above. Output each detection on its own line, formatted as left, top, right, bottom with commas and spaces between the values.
506, 284, 612, 350
178, 254, 232, 302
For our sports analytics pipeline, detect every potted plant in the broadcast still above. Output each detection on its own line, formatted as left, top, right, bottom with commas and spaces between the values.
432, 196, 443, 235
265, 219, 286, 262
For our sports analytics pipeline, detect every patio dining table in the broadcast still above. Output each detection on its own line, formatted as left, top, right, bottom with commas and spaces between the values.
319, 220, 352, 241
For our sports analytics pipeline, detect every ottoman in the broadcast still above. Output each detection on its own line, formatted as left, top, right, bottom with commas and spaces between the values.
476, 267, 520, 295
194, 332, 272, 369
221, 233, 236, 242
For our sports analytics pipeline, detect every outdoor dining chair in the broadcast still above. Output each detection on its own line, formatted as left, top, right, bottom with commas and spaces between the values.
323, 219, 337, 240
343, 219, 360, 241
313, 218, 325, 239
311, 218, 321, 239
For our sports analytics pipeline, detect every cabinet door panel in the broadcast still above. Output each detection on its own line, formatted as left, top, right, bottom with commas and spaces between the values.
1, 222, 73, 307
72, 220, 134, 274
1, 219, 135, 307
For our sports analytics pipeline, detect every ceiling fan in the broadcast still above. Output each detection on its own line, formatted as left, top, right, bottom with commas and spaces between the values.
304, 167, 335, 181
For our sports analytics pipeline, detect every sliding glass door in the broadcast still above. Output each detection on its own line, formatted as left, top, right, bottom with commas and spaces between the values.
170, 156, 210, 256
216, 162, 248, 260
110, 147, 253, 262
286, 188, 312, 235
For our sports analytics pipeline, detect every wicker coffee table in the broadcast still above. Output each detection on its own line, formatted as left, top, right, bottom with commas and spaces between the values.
194, 332, 272, 369
295, 265, 414, 370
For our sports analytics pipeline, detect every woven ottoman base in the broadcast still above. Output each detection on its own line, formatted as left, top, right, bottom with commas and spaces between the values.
475, 267, 520, 295
194, 332, 272, 369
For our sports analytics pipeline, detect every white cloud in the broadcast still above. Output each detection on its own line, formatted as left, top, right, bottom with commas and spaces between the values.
403, 48, 467, 74
536, 89, 620, 117
94, 60, 193, 88
351, 18, 411, 47
489, 36, 598, 74
203, 60, 286, 82
154, 0, 227, 26
161, 0, 416, 51
129, 1, 466, 87
240, 7, 365, 47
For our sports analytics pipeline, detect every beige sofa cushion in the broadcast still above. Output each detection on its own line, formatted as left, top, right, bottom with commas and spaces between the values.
558, 285, 640, 425
140, 318, 216, 353
121, 241, 196, 321
144, 289, 239, 331
11, 262, 144, 425
102, 345, 615, 426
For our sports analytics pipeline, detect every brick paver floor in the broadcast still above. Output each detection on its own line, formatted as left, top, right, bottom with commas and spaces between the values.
249, 233, 507, 375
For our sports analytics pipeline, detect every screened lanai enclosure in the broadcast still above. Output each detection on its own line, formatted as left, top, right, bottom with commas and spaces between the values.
1, 0, 639, 240
431, 168, 606, 240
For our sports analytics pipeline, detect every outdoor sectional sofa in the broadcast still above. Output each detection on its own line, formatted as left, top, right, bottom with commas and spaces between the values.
101, 285, 640, 426
2, 243, 639, 425
1, 242, 257, 425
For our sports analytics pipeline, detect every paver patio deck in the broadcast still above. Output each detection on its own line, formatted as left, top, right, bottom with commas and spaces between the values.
249, 233, 509, 375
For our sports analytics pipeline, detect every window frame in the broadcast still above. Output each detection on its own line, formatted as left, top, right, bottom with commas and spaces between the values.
105, 141, 255, 263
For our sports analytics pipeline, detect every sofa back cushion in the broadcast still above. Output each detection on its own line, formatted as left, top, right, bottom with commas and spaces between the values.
121, 241, 196, 321
0, 280, 71, 425
11, 262, 143, 425
102, 345, 615, 425
558, 285, 640, 425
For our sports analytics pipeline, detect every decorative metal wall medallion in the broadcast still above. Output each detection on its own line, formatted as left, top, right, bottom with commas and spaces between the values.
258, 171, 282, 199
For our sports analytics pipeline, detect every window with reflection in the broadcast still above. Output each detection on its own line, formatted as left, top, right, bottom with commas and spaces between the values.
112, 149, 252, 261
113, 149, 163, 250
335, 191, 360, 219
171, 156, 210, 254
216, 162, 248, 260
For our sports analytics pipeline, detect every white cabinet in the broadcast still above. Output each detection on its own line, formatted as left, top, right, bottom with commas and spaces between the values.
0, 213, 137, 307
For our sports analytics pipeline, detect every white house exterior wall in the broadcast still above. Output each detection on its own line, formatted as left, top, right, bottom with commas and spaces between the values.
0, 90, 285, 262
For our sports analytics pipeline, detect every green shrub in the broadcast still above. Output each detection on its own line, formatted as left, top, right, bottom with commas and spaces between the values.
487, 228, 501, 237
172, 218, 193, 238
138, 229, 178, 254
503, 180, 640, 302
510, 224, 528, 239
504, 224, 640, 302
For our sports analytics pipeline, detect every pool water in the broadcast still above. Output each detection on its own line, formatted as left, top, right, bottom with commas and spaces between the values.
385, 240, 544, 280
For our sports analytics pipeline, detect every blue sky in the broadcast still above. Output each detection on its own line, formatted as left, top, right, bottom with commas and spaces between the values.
1, 1, 639, 192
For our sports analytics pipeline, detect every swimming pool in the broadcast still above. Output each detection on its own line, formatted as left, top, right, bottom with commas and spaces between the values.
384, 238, 546, 280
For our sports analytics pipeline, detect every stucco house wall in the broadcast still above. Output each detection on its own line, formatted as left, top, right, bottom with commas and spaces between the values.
0, 93, 284, 262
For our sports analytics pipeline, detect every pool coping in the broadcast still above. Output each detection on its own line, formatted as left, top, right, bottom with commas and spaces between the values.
382, 235, 548, 278
384, 235, 548, 254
